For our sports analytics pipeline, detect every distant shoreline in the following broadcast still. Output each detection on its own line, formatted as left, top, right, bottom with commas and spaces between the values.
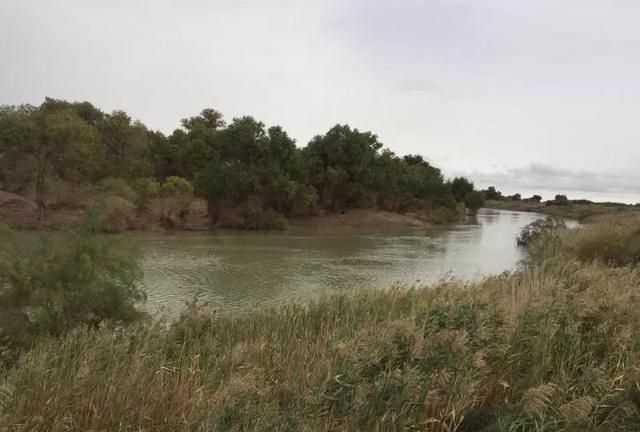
484, 199, 639, 221
0, 190, 454, 233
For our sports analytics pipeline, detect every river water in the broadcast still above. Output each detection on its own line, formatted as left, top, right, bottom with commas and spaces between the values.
134, 208, 541, 315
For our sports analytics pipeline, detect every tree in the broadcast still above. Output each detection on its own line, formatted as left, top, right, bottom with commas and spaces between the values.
484, 186, 503, 201
150, 109, 225, 181
464, 190, 485, 213
303, 125, 382, 210
194, 116, 308, 224
99, 110, 153, 179
450, 177, 474, 203
553, 194, 569, 206
0, 99, 102, 219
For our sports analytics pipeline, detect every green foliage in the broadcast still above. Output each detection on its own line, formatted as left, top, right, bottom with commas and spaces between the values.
160, 176, 193, 197
99, 110, 153, 179
0, 218, 145, 363
132, 177, 160, 204
464, 190, 485, 212
304, 124, 383, 210
517, 217, 566, 247
0, 99, 103, 217
98, 177, 138, 202
451, 176, 474, 203
99, 196, 136, 233
1, 98, 483, 227
483, 186, 503, 201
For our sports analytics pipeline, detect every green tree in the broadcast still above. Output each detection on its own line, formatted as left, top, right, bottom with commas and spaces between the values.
483, 186, 503, 201
150, 109, 225, 181
99, 110, 153, 179
464, 190, 485, 212
303, 125, 382, 210
194, 116, 307, 223
450, 177, 474, 203
0, 99, 102, 219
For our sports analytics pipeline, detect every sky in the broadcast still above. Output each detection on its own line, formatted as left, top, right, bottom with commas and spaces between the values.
1, 0, 639, 202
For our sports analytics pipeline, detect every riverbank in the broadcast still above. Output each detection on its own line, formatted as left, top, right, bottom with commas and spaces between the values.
3, 212, 640, 430
485, 199, 639, 221
0, 190, 461, 232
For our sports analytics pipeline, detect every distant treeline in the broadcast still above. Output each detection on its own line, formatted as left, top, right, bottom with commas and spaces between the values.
0, 98, 485, 228
483, 186, 637, 207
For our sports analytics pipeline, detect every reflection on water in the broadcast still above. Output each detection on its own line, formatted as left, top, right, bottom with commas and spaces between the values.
136, 209, 541, 315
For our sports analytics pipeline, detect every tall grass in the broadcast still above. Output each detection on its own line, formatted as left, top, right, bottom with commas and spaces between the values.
2, 214, 640, 431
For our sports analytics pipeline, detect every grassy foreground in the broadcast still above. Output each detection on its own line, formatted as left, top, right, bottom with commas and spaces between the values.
3, 215, 640, 430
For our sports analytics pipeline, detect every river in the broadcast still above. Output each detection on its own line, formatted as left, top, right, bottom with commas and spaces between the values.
133, 208, 541, 315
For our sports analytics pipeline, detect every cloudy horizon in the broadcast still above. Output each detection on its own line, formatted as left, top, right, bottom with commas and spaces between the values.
2, 0, 639, 202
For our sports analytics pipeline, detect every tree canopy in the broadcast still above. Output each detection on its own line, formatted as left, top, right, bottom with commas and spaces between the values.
0, 98, 484, 226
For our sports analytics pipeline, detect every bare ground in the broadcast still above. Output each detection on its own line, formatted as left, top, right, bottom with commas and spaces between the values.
289, 209, 429, 231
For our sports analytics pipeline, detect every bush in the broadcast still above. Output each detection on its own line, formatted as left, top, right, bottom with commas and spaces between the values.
0, 218, 144, 365
98, 177, 138, 202
517, 217, 566, 247
160, 176, 193, 198
48, 179, 94, 208
464, 190, 485, 212
100, 196, 136, 233
132, 177, 160, 204
241, 196, 287, 230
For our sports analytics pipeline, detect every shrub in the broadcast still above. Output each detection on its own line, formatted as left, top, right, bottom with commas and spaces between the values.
0, 217, 144, 365
100, 196, 136, 233
48, 179, 94, 208
132, 177, 160, 204
294, 185, 318, 216
241, 196, 287, 230
160, 176, 193, 198
464, 190, 485, 212
98, 177, 138, 202
517, 217, 566, 247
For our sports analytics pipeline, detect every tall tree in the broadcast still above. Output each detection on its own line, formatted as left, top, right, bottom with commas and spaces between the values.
99, 110, 153, 179
303, 125, 383, 210
0, 99, 101, 219
450, 177, 474, 203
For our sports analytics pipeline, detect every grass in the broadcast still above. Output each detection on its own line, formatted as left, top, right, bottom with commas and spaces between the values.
485, 200, 638, 222
2, 214, 640, 430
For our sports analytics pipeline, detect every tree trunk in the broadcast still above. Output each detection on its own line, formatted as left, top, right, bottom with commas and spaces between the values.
207, 199, 220, 225
35, 154, 46, 221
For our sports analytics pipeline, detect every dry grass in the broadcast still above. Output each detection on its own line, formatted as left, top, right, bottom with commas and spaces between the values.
2, 215, 640, 431
486, 200, 638, 222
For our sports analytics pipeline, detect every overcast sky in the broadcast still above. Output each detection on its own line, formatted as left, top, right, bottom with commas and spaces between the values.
2, 0, 639, 201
